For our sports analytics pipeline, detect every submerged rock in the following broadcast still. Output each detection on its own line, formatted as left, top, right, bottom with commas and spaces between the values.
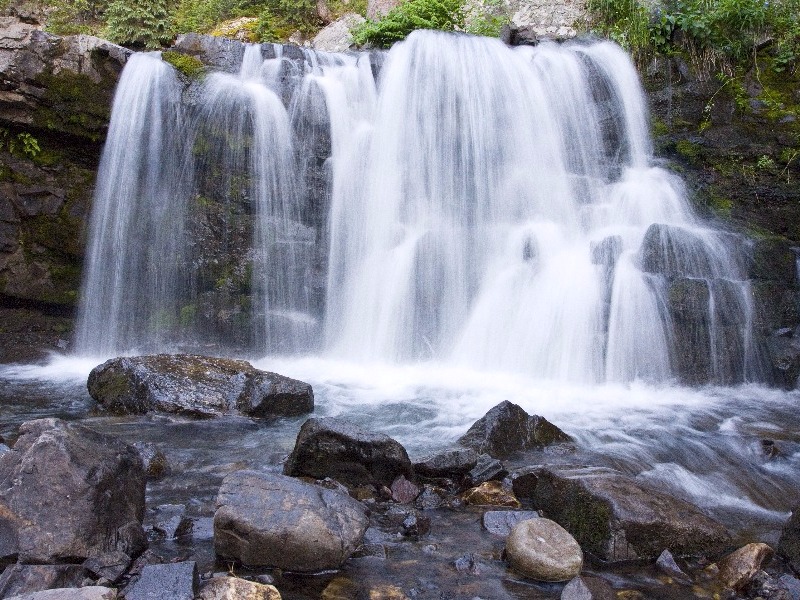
214, 471, 369, 571
283, 417, 412, 487
457, 401, 572, 459
561, 575, 615, 600
87, 354, 313, 418
505, 518, 583, 582
510, 465, 731, 562
0, 418, 146, 564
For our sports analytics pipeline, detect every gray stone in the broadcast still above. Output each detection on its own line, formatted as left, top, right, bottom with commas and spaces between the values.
482, 510, 541, 536
367, 0, 403, 19
4, 588, 117, 600
467, 453, 506, 486
561, 575, 615, 600
505, 518, 583, 582
655, 549, 691, 583
413, 448, 478, 478
87, 354, 313, 418
0, 418, 146, 564
284, 417, 412, 487
125, 561, 198, 600
312, 13, 365, 53
458, 401, 571, 459
0, 565, 87, 598
717, 543, 774, 591
81, 551, 132, 584
214, 470, 369, 571
510, 465, 731, 562
150, 504, 193, 540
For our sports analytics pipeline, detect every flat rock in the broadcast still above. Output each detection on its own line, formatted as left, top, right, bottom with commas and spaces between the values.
214, 470, 369, 571
457, 401, 571, 459
0, 564, 87, 598
482, 510, 541, 536
283, 417, 412, 487
717, 543, 774, 591
125, 561, 198, 600
0, 418, 146, 564
87, 354, 313, 418
510, 465, 731, 562
197, 576, 281, 599
82, 550, 132, 583
4, 588, 117, 600
506, 518, 583, 582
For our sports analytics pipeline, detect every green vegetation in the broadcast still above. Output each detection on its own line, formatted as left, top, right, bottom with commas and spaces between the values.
105, 0, 172, 48
352, 0, 466, 47
162, 51, 206, 78
588, 0, 800, 73
0, 128, 41, 159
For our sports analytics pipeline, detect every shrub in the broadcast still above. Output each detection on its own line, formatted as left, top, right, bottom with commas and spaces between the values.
352, 0, 466, 47
105, 0, 172, 48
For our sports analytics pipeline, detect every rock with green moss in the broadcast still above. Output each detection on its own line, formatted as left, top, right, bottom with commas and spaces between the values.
161, 50, 205, 79
509, 465, 731, 562
87, 354, 314, 418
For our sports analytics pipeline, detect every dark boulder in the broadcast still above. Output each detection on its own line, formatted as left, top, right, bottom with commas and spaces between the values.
87, 354, 313, 418
457, 401, 571, 459
747, 237, 798, 283
510, 465, 731, 562
214, 471, 369, 571
0, 418, 146, 564
638, 223, 738, 279
283, 417, 412, 487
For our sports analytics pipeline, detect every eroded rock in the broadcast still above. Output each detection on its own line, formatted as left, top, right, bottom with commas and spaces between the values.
717, 543, 774, 591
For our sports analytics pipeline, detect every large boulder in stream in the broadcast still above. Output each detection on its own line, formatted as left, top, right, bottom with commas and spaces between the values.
0, 418, 147, 564
87, 354, 313, 418
284, 417, 413, 487
214, 470, 369, 571
457, 401, 572, 459
509, 465, 731, 562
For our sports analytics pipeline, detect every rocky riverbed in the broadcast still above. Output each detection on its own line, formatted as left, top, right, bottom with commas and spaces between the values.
2, 354, 800, 599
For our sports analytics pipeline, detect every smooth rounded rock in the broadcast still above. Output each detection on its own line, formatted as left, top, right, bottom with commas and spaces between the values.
506, 518, 583, 582
197, 576, 281, 600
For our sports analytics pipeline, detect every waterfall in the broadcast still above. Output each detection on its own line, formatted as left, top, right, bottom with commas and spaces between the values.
75, 31, 768, 385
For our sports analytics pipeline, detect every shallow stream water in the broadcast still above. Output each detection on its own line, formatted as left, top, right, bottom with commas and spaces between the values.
2, 355, 799, 598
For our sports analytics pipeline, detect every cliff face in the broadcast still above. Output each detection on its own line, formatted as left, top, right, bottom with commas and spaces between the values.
0, 21, 798, 379
0, 18, 129, 359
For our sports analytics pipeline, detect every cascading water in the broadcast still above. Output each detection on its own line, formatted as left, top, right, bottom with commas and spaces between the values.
74, 31, 768, 386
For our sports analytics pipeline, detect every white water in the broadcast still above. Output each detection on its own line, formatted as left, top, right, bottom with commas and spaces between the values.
71, 32, 767, 386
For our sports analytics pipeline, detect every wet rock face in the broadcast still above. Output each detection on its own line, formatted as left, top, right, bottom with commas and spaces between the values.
87, 354, 314, 418
214, 470, 369, 571
0, 418, 147, 564
457, 400, 572, 459
284, 417, 413, 487
778, 506, 800, 571
510, 465, 731, 562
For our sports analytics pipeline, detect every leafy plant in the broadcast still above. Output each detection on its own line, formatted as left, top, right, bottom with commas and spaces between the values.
0, 128, 41, 159
105, 0, 172, 48
352, 0, 466, 47
44, 0, 106, 35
